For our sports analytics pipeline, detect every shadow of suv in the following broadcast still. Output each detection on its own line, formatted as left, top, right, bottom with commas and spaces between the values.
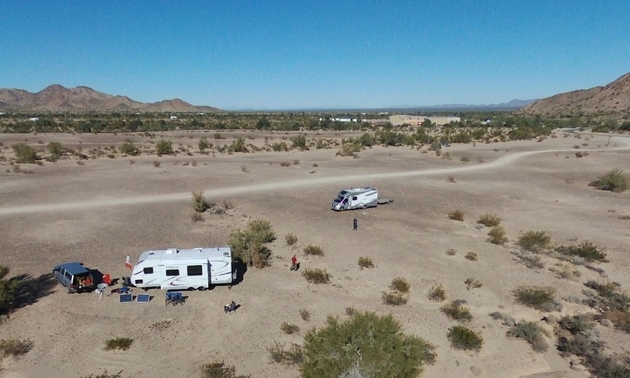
52, 262, 95, 293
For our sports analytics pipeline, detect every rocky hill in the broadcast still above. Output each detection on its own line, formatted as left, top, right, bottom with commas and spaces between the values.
0, 85, 221, 112
519, 73, 630, 118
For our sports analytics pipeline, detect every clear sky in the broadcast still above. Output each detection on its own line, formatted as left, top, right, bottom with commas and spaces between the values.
1, 1, 628, 110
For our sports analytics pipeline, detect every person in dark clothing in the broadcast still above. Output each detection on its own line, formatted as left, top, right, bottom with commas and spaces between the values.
353, 218, 358, 231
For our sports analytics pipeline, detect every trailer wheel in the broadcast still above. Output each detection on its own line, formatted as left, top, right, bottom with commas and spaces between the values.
197, 286, 207, 291
187, 287, 195, 291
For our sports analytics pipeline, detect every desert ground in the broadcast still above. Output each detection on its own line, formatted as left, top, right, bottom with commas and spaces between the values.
0, 129, 629, 378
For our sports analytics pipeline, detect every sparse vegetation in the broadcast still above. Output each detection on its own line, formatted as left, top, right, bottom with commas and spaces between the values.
507, 321, 548, 352
12, 143, 38, 163
201, 360, 250, 378
303, 245, 324, 256
447, 175, 456, 183
448, 210, 464, 221
240, 164, 249, 172
588, 169, 629, 193
381, 291, 409, 306
229, 219, 276, 268
477, 214, 502, 227
47, 141, 64, 159
192, 190, 210, 213
441, 300, 473, 322
285, 233, 298, 246
390, 277, 410, 293
0, 339, 33, 358
268, 342, 304, 366
300, 309, 310, 321
446, 248, 457, 256
447, 325, 483, 351
301, 311, 436, 378
302, 268, 331, 284
514, 286, 561, 312
555, 241, 608, 263
464, 278, 483, 290
120, 141, 140, 156
428, 284, 446, 301
153, 160, 160, 167
487, 226, 508, 245
517, 231, 551, 252
280, 161, 291, 167
81, 371, 122, 378
345, 307, 356, 316
280, 322, 300, 335
358, 256, 374, 269
465, 252, 478, 261
104, 337, 133, 351
156, 139, 173, 156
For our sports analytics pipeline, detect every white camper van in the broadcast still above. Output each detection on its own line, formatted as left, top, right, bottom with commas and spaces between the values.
331, 187, 378, 211
130, 247, 235, 290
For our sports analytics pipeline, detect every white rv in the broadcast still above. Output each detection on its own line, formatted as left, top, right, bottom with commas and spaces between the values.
331, 187, 378, 211
130, 247, 235, 290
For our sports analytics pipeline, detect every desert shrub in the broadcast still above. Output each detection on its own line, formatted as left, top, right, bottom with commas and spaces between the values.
300, 309, 311, 321
464, 278, 483, 290
301, 311, 436, 378
0, 339, 32, 358
381, 291, 408, 306
589, 169, 629, 193
517, 231, 551, 252
285, 233, 298, 246
428, 284, 446, 301
555, 242, 608, 263
192, 190, 209, 213
304, 245, 324, 256
487, 226, 508, 245
447, 325, 483, 351
291, 135, 307, 149
293, 159, 300, 165
229, 219, 276, 268
198, 138, 210, 151
156, 140, 173, 156
201, 360, 250, 378
269, 342, 304, 365
120, 141, 140, 156
390, 277, 410, 293
514, 286, 560, 312
81, 371, 122, 378
336, 143, 362, 157
47, 141, 64, 159
0, 266, 19, 315
447, 175, 456, 183
191, 212, 203, 223
441, 301, 473, 322
583, 281, 630, 312
345, 307, 356, 316
445, 248, 457, 256
465, 252, 478, 261
477, 214, 501, 227
489, 312, 516, 327
507, 322, 548, 352
558, 314, 596, 335
302, 268, 330, 284
358, 256, 374, 269
153, 160, 160, 167
12, 143, 38, 163
460, 156, 471, 162
104, 337, 133, 351
280, 161, 291, 167
448, 210, 464, 221
230, 137, 248, 153
601, 310, 630, 333
281, 322, 300, 335
513, 251, 544, 269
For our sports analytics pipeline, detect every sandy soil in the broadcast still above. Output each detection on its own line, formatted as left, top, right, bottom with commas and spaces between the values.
0, 130, 629, 378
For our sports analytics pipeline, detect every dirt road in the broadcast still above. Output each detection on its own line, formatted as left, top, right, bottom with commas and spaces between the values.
0, 138, 627, 217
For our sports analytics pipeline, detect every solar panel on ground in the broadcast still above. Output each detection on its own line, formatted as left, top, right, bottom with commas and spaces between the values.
119, 293, 133, 303
137, 294, 151, 303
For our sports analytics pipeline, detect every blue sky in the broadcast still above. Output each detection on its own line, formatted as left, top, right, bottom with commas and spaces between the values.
1, 1, 628, 110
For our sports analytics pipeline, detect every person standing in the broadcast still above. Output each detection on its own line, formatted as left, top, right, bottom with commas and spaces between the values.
291, 255, 298, 271
353, 218, 358, 231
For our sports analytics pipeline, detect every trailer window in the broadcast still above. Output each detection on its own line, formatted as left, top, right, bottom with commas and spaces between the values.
143, 267, 154, 274
187, 265, 203, 276
134, 280, 143, 285
165, 269, 179, 276
352, 196, 358, 200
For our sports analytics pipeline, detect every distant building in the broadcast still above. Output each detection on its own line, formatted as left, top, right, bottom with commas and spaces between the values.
388, 115, 460, 126
29, 117, 39, 122
170, 116, 178, 120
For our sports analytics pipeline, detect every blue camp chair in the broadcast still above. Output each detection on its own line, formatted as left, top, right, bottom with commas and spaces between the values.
165, 291, 184, 306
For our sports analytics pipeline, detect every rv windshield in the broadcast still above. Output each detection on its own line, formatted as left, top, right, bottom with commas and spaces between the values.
334, 196, 346, 203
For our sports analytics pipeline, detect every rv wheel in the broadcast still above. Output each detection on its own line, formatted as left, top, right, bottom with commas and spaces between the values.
187, 287, 195, 291
197, 286, 207, 291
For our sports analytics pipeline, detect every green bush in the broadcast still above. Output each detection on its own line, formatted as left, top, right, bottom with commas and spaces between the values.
0, 339, 32, 357
487, 226, 508, 245
301, 311, 436, 378
0, 265, 19, 315
120, 141, 140, 156
12, 143, 38, 163
156, 139, 173, 156
268, 342, 303, 365
201, 360, 250, 378
390, 277, 410, 293
303, 245, 324, 256
583, 281, 630, 312
558, 314, 595, 335
281, 322, 300, 335
47, 141, 64, 159
302, 268, 330, 284
448, 210, 464, 221
291, 135, 307, 149
447, 325, 483, 351
191, 190, 209, 213
517, 231, 551, 252
229, 219, 276, 268
336, 143, 361, 157
358, 256, 374, 269
285, 233, 298, 246
514, 286, 560, 312
555, 241, 608, 263
198, 138, 210, 151
441, 301, 473, 322
507, 322, 548, 352
589, 169, 629, 193
104, 337, 133, 351
477, 214, 502, 227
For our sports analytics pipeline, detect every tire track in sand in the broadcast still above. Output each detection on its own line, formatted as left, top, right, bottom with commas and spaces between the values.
1, 139, 628, 217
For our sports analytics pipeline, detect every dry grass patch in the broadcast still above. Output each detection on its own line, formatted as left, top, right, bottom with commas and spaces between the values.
448, 210, 464, 221
285, 233, 298, 246
517, 231, 551, 252
104, 337, 133, 351
464, 278, 483, 290
390, 277, 410, 293
514, 286, 561, 312
303, 244, 324, 256
446, 248, 457, 256
0, 339, 32, 358
302, 268, 330, 284
153, 160, 160, 167
268, 342, 304, 365
441, 300, 473, 322
477, 214, 501, 227
280, 161, 291, 167
192, 189, 210, 213
588, 169, 629, 193
465, 252, 478, 261
447, 325, 483, 351
487, 226, 508, 245
358, 256, 374, 269
507, 321, 548, 352
428, 284, 446, 301
382, 291, 409, 306
280, 322, 300, 335
201, 361, 250, 378
299, 309, 310, 321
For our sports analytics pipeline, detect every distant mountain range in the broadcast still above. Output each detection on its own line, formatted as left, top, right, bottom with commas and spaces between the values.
397, 99, 536, 111
0, 85, 220, 112
519, 72, 630, 118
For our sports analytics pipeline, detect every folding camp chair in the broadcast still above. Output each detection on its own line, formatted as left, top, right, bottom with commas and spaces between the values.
165, 291, 184, 306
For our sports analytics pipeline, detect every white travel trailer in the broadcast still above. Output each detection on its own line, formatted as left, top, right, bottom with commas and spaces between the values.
331, 187, 378, 211
130, 247, 235, 290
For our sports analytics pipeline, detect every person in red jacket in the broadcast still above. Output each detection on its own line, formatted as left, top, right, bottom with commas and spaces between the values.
290, 255, 298, 271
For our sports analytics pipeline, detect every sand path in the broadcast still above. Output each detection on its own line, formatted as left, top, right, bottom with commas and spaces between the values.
0, 136, 627, 217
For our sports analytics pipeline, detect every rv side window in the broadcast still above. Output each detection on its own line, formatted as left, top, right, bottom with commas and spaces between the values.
187, 265, 203, 276
352, 196, 358, 200
135, 280, 143, 285
143, 267, 154, 274
165, 269, 179, 276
